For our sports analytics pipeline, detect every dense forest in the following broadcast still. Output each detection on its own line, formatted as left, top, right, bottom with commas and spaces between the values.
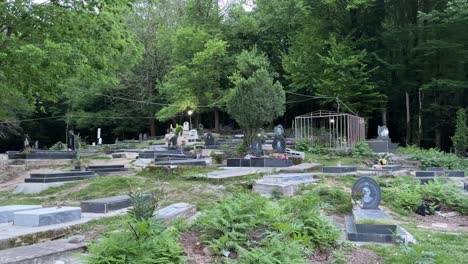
1, 0, 467, 151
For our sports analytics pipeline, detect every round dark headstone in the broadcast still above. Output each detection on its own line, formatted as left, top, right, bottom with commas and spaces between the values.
272, 136, 286, 153
205, 133, 215, 146
352, 177, 381, 209
249, 141, 263, 157
168, 136, 177, 149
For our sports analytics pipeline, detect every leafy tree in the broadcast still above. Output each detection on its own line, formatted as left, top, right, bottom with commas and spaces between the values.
226, 49, 285, 145
451, 108, 467, 156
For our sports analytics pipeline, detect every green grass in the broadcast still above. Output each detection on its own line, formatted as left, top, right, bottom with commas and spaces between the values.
366, 225, 468, 264
355, 219, 395, 225
305, 153, 362, 167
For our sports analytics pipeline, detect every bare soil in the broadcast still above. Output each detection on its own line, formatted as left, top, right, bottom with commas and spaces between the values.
349, 248, 382, 264
180, 230, 213, 264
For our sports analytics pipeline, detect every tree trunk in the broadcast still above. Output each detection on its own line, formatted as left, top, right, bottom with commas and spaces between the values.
405, 92, 411, 145
435, 128, 441, 149
418, 88, 422, 146
214, 109, 220, 131
149, 117, 156, 137
382, 109, 387, 125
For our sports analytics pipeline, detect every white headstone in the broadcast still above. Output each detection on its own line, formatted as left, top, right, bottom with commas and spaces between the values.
97, 128, 101, 139
183, 122, 190, 131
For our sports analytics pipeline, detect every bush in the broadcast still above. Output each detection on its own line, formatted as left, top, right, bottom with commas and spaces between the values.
421, 180, 468, 215
452, 108, 468, 157
351, 141, 375, 159
398, 146, 468, 170
210, 152, 224, 164
295, 139, 310, 152
306, 185, 352, 214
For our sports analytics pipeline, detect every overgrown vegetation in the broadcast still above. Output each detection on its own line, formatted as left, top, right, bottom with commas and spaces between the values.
196, 192, 340, 261
452, 108, 468, 157
398, 146, 468, 170
85, 190, 185, 264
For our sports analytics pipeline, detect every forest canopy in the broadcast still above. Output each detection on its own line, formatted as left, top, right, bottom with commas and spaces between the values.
1, 0, 467, 151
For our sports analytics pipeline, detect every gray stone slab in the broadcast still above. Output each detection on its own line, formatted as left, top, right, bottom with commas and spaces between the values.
154, 159, 206, 166
0, 205, 42, 223
14, 207, 81, 227
446, 170, 465, 177
0, 238, 86, 264
353, 209, 396, 234
415, 171, 437, 177
253, 173, 318, 198
80, 195, 131, 213
322, 165, 357, 173
345, 216, 395, 243
153, 203, 197, 223
279, 163, 322, 173
426, 167, 445, 172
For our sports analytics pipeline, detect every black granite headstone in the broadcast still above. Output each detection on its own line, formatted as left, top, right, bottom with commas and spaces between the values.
205, 133, 215, 146
249, 141, 263, 157
352, 177, 381, 209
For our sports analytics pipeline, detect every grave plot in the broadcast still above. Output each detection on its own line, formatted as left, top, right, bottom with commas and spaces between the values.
204, 167, 276, 180
253, 173, 318, 198
0, 205, 42, 223
415, 168, 465, 184
227, 157, 293, 167
322, 165, 357, 174
153, 203, 198, 224
80, 193, 153, 213
14, 207, 82, 227
154, 159, 207, 166
73, 164, 129, 176
6, 150, 77, 160
345, 177, 415, 244
138, 150, 190, 159
24, 171, 96, 183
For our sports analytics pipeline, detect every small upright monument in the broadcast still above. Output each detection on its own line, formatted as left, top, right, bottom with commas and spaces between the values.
272, 124, 286, 153
366, 125, 397, 153
345, 177, 414, 244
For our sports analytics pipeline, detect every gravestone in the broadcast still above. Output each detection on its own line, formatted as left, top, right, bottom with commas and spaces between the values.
183, 121, 190, 131
322, 165, 357, 174
377, 125, 390, 140
0, 205, 42, 223
81, 195, 132, 213
205, 133, 215, 146
446, 170, 464, 177
253, 173, 317, 198
272, 124, 286, 153
138, 133, 143, 141
366, 125, 397, 153
153, 203, 197, 224
115, 137, 119, 144
345, 177, 414, 244
14, 207, 81, 227
352, 177, 381, 209
249, 140, 263, 157
143, 133, 148, 140
57, 141, 63, 151
68, 131, 75, 150
24, 135, 30, 150
198, 123, 204, 130
34, 140, 39, 150
168, 136, 177, 150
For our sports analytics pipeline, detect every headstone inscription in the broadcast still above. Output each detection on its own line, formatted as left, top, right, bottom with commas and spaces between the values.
205, 133, 215, 146
352, 177, 381, 209
272, 124, 286, 153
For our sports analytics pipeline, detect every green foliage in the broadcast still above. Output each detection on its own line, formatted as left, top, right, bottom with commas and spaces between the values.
174, 125, 183, 136
295, 139, 311, 152
84, 219, 185, 264
226, 49, 285, 145
351, 141, 375, 159
451, 108, 468, 157
226, 235, 307, 264
128, 190, 158, 222
305, 185, 352, 214
398, 146, 468, 170
196, 192, 339, 260
355, 219, 395, 225
421, 180, 468, 215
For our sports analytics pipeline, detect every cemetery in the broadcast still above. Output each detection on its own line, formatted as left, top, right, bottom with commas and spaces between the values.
1, 1, 468, 263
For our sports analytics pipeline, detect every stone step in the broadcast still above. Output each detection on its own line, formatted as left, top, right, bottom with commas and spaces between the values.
0, 238, 86, 264
0, 205, 42, 223
153, 203, 197, 224
80, 195, 132, 213
14, 207, 81, 227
